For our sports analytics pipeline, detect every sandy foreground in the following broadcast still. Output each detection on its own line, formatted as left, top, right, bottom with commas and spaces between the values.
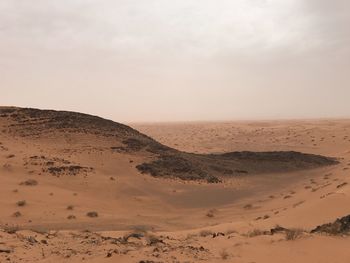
1, 114, 350, 262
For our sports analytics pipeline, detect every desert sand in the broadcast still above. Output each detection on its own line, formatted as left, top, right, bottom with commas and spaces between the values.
1, 107, 350, 263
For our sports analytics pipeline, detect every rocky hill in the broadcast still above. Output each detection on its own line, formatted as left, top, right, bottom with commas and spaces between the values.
0, 107, 338, 183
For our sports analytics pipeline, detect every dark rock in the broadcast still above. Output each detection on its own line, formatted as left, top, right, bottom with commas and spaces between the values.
86, 212, 98, 218
311, 215, 350, 235
270, 226, 288, 235
27, 236, 37, 244
0, 246, 12, 253
212, 232, 225, 238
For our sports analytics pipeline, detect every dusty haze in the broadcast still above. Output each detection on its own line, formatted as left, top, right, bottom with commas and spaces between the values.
1, 0, 350, 121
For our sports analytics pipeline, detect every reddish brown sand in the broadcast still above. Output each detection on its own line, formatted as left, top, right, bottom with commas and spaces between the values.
1, 114, 350, 262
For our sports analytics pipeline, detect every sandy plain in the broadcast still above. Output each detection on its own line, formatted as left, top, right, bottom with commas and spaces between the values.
1, 108, 350, 262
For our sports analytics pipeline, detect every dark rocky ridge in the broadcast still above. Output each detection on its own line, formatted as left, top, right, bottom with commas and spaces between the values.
1, 107, 146, 138
136, 151, 338, 183
311, 215, 350, 235
0, 106, 168, 153
0, 107, 339, 183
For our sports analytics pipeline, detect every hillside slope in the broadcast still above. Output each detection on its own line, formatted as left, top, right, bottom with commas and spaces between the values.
0, 111, 349, 263
0, 107, 338, 183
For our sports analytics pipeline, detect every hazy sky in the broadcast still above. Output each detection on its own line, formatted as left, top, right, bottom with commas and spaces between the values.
1, 0, 349, 122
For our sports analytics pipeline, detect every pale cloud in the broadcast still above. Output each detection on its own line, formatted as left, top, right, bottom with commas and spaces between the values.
0, 0, 329, 54
0, 0, 349, 121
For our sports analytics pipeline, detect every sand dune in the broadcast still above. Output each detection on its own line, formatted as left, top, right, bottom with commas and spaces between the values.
1, 107, 350, 262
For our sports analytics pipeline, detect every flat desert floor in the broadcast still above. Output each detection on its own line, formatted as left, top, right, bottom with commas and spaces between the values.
1, 116, 350, 262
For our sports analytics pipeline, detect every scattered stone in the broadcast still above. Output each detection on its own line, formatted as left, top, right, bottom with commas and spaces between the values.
243, 204, 253, 209
270, 225, 288, 235
0, 246, 12, 253
212, 232, 225, 238
12, 211, 22, 217
86, 212, 98, 218
27, 236, 38, 244
206, 209, 218, 218
336, 182, 348, 189
16, 200, 26, 207
20, 179, 38, 186
263, 215, 270, 220
124, 232, 144, 241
